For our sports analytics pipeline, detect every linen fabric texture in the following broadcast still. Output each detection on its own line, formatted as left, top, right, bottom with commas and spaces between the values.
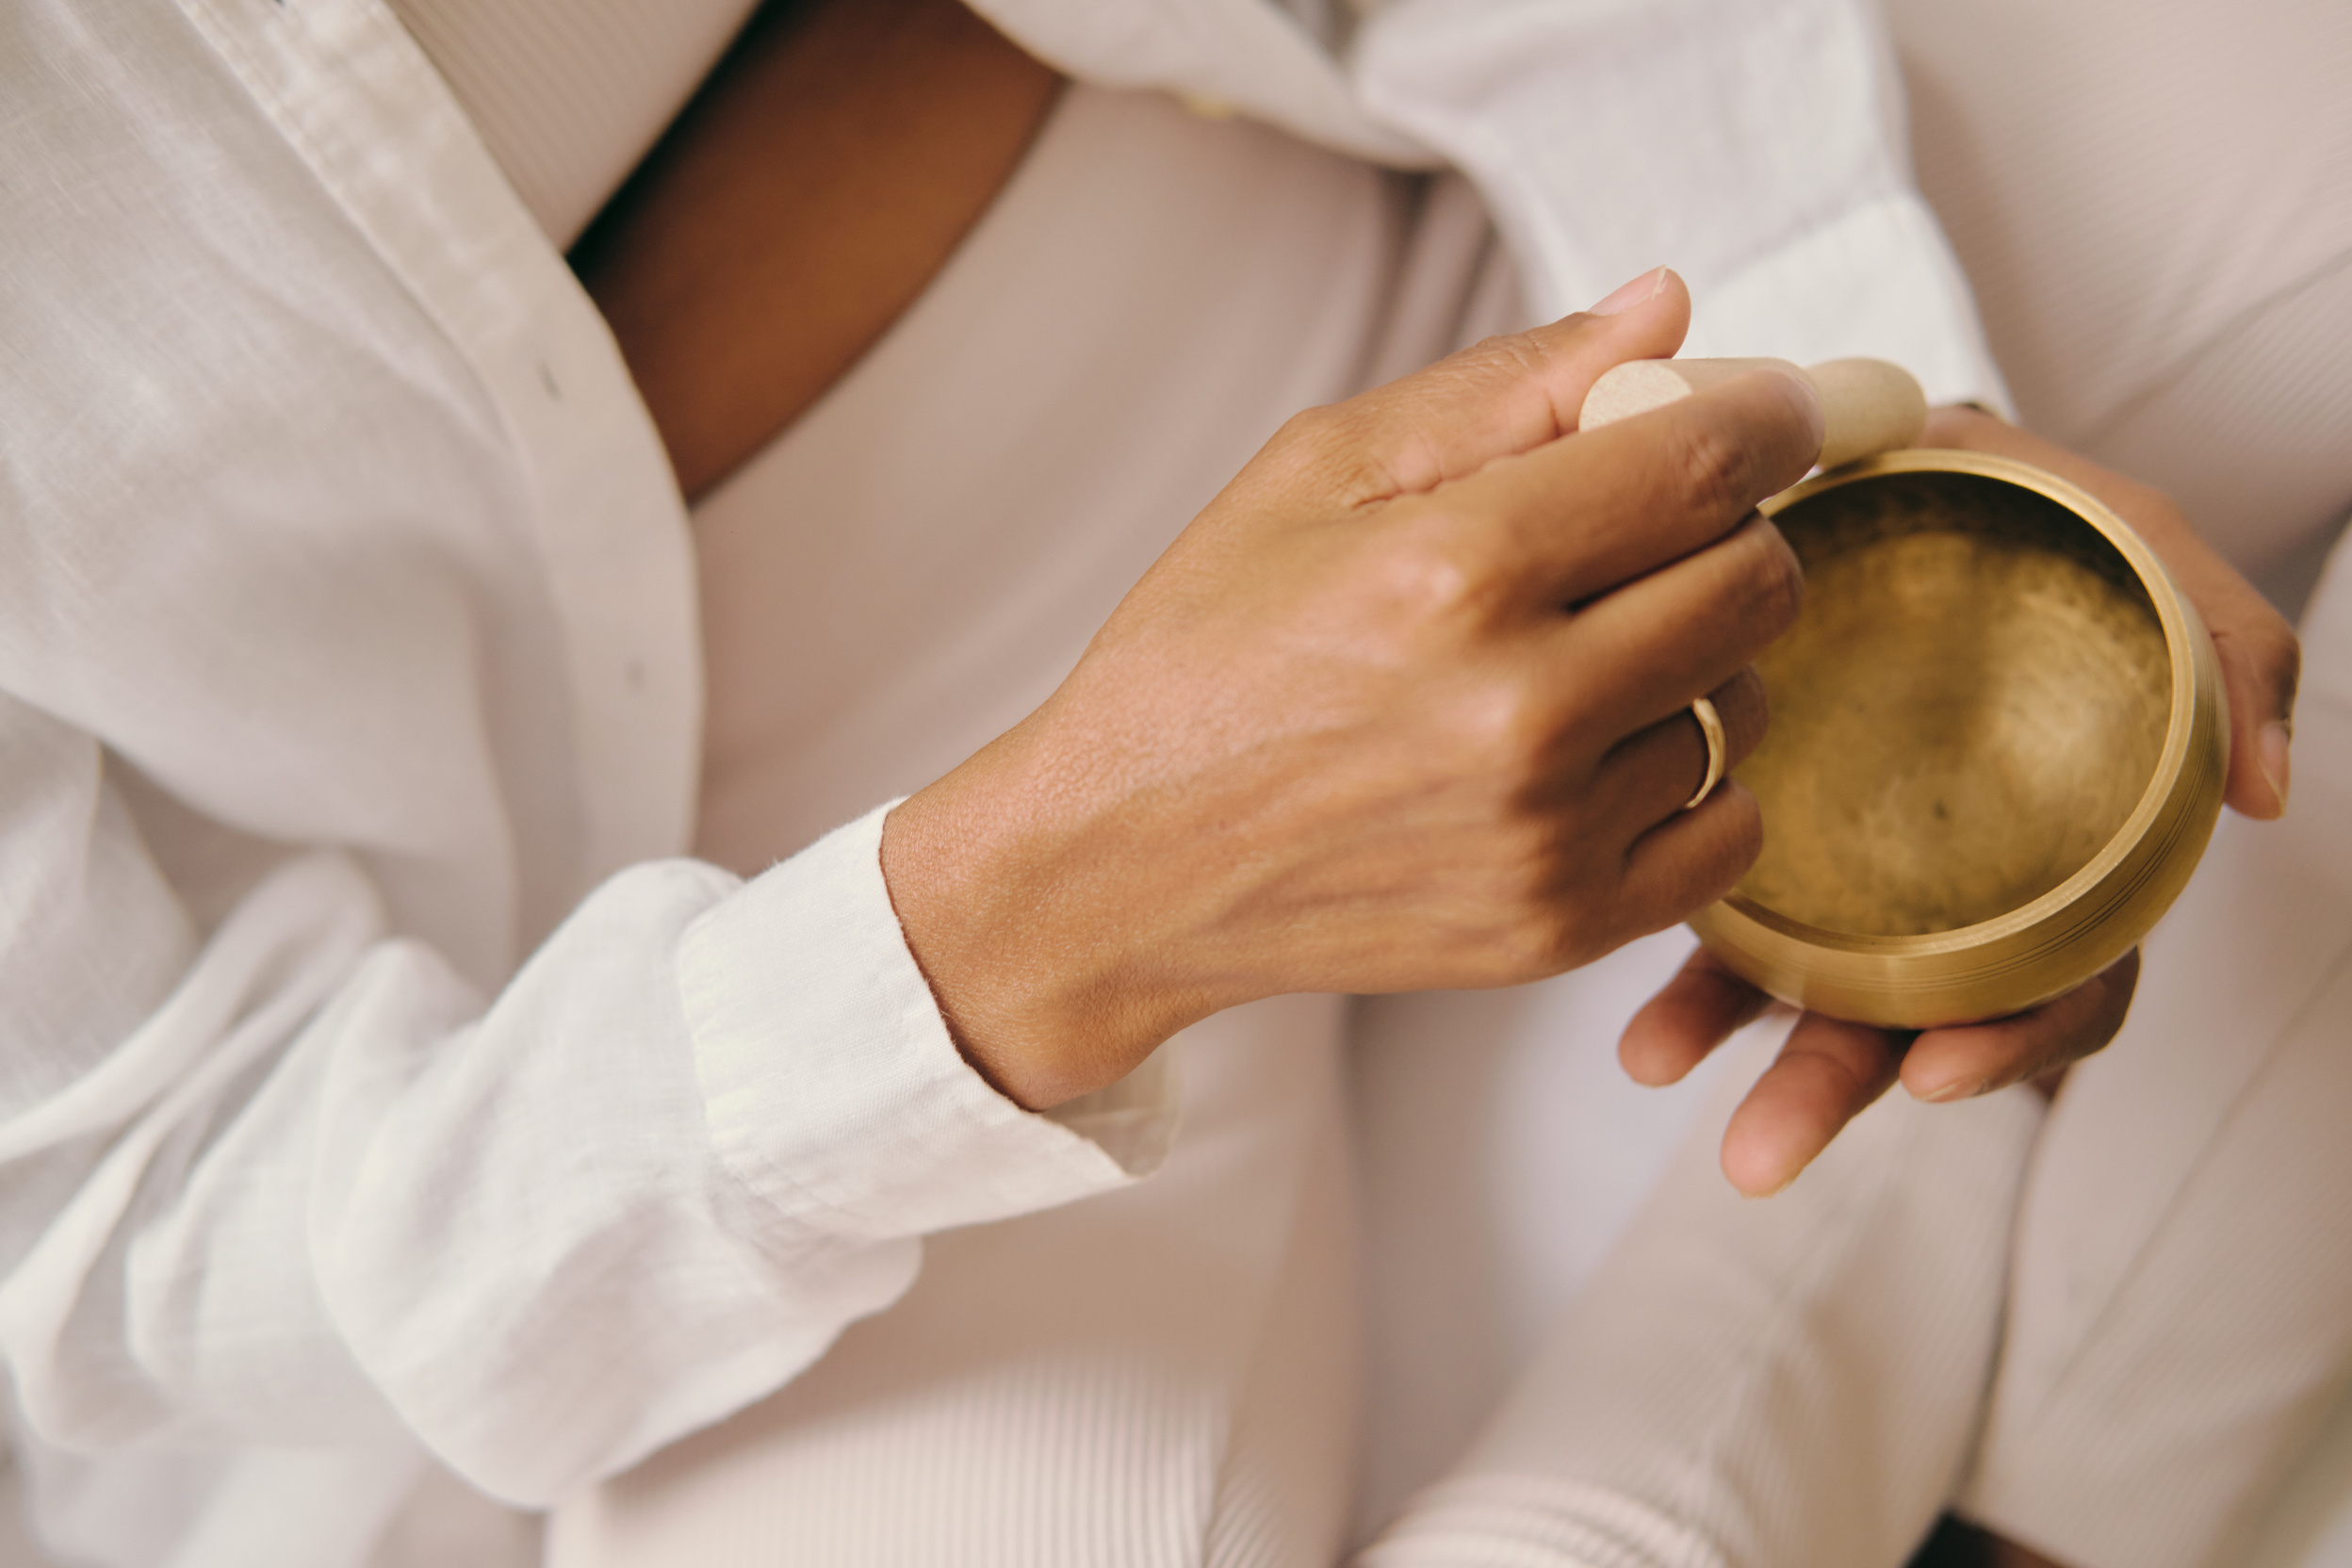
3, 0, 2006, 1564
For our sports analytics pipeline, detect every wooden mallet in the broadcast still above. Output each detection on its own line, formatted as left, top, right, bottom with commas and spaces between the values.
1578, 356, 1929, 470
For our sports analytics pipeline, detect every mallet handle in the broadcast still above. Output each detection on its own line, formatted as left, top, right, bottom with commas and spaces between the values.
1578, 356, 1928, 470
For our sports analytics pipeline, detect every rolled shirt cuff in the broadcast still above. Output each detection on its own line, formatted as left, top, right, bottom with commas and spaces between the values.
680, 802, 1174, 1245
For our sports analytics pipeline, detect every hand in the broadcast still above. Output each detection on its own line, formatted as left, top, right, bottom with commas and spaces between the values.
1920, 406, 2300, 820
1622, 406, 2302, 1196
883, 268, 1827, 1108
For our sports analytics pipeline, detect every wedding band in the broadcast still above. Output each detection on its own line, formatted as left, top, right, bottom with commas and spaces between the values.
1684, 695, 1727, 810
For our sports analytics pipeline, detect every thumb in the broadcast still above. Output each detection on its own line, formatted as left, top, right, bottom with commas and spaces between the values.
2129, 494, 2299, 818
2213, 595, 2301, 818
1296, 266, 1694, 506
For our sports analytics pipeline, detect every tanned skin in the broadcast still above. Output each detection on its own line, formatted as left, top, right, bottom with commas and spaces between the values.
569, 16, 2297, 1562
573, 0, 1063, 501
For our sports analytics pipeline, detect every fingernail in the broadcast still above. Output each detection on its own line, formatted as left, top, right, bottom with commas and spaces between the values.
1914, 1074, 1986, 1104
2260, 720, 2292, 814
1591, 266, 1666, 316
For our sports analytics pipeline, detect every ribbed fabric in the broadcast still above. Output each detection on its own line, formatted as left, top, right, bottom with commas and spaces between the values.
1197, 1074, 1360, 1568
1879, 6, 2352, 1562
1953, 542, 2352, 1568
1886, 0, 2352, 616
2086, 261, 2352, 618
557, 959, 2047, 1568
551, 77, 1476, 1568
1358, 1478, 1725, 1568
356, 8, 2352, 1568
546, 994, 1357, 1568
384, 0, 755, 247
1358, 1039, 2047, 1568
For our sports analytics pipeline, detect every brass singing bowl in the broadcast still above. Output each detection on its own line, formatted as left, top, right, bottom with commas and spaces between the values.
1687, 449, 2229, 1029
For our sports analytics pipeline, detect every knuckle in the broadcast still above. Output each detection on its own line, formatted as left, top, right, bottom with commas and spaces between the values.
1411, 332, 1546, 409
1264, 404, 1353, 482
1273, 402, 1344, 450
2124, 475, 2187, 526
1461, 329, 1552, 385
1669, 788, 1764, 914
1665, 419, 1760, 521
2214, 612, 2304, 712
1712, 790, 1766, 879
1743, 521, 1806, 635
2254, 618, 2303, 692
1445, 668, 1554, 773
1701, 518, 1805, 647
1262, 403, 1400, 506
1494, 895, 1592, 982
1364, 512, 1505, 634
1276, 394, 1447, 512
1368, 518, 1487, 625
1715, 665, 1772, 763
1484, 821, 1607, 977
1538, 900, 1607, 972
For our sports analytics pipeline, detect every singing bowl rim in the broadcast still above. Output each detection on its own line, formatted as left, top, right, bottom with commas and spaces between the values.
1688, 448, 2230, 1029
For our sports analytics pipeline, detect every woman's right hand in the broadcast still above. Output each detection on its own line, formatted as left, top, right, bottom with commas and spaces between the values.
882, 268, 1825, 1108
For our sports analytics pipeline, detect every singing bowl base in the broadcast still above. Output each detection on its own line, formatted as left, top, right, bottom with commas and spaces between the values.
1690, 451, 2228, 1029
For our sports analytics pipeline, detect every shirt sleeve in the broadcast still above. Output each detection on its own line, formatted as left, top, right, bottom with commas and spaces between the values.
1346, 0, 2009, 413
0, 710, 1163, 1506
976, 0, 2007, 411
0, 0, 1170, 1512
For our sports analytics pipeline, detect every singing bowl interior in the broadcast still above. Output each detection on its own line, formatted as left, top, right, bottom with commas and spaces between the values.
1741, 467, 2169, 935
1690, 450, 2227, 1028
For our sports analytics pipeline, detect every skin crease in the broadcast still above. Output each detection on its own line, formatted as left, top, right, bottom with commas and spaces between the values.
567, 0, 2299, 1176
883, 276, 1818, 1106
572, 7, 2301, 1561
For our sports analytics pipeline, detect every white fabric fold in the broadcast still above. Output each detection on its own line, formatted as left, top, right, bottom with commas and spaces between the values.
1346, 0, 2006, 408
685, 805, 1168, 1243
0, 0, 2005, 1561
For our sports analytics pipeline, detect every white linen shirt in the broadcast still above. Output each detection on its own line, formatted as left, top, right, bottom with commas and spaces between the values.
0, 0, 1998, 1562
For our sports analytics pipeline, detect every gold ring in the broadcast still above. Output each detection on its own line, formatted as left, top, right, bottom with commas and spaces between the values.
1685, 695, 1726, 810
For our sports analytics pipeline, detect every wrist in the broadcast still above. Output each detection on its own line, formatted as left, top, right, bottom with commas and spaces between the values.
878, 719, 1218, 1109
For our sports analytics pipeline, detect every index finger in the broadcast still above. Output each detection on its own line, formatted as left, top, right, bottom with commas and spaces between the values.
1719, 1012, 1907, 1196
1452, 366, 1826, 610
1899, 949, 2140, 1103
1281, 269, 1697, 512
1716, 952, 2140, 1196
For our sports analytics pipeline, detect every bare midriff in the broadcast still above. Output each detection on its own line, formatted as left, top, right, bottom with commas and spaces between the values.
571, 0, 1063, 501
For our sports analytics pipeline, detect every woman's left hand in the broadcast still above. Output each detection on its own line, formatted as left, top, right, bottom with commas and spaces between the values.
1620, 405, 2302, 1196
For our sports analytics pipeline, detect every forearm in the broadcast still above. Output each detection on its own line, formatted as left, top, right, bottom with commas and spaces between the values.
876, 277, 1826, 1110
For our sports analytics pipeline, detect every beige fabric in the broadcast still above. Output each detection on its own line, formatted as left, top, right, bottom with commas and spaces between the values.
680, 85, 1502, 873
1887, 0, 2352, 617
299, 3, 2351, 1566
1358, 1053, 2046, 1568
1956, 711, 2352, 1568
1946, 542, 2352, 1568
383, 0, 756, 248
3, 0, 2003, 1559
549, 78, 1513, 1565
1880, 4, 2352, 1564
554, 5, 2352, 1567
551, 998, 1358, 1568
